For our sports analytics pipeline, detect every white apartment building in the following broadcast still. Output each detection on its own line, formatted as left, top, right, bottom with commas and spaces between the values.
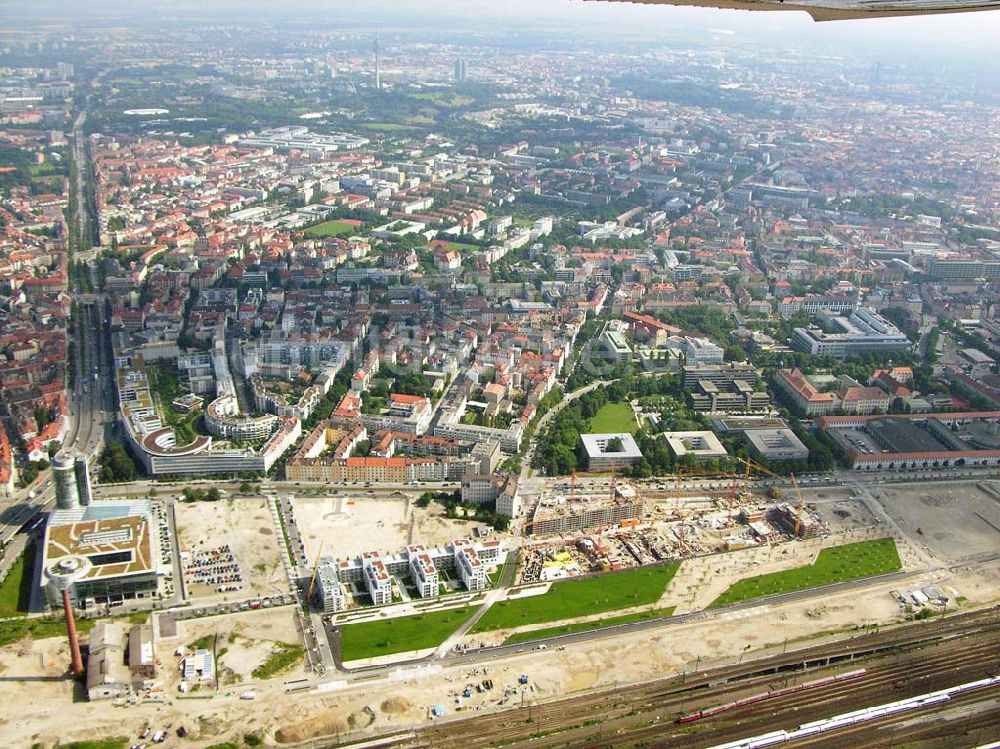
362, 552, 393, 606
407, 545, 439, 598
455, 541, 486, 592
316, 562, 347, 613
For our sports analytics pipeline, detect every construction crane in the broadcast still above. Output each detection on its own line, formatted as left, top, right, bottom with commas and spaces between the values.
306, 541, 324, 603
737, 457, 808, 537
790, 473, 807, 537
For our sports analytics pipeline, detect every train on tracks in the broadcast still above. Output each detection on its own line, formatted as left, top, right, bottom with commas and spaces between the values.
705, 674, 1000, 749
677, 668, 867, 724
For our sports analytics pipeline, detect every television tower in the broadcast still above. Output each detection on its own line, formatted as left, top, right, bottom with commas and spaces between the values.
374, 29, 381, 90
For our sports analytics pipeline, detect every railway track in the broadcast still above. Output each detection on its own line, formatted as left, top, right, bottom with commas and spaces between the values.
400, 608, 1000, 749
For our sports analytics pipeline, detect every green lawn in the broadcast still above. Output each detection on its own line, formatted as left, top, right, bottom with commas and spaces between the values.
0, 540, 35, 618
357, 122, 421, 132
0, 616, 96, 648
59, 739, 128, 749
587, 401, 637, 434
489, 563, 506, 587
437, 240, 480, 253
471, 562, 679, 634
304, 220, 358, 238
503, 606, 676, 645
340, 606, 475, 661
710, 538, 901, 608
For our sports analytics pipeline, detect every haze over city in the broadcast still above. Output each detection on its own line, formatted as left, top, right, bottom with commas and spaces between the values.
0, 1, 998, 748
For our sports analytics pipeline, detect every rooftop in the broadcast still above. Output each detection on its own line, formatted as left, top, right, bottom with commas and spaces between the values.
579, 432, 643, 459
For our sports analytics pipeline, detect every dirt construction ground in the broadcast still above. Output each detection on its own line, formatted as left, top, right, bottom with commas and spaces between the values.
6, 554, 1000, 749
875, 480, 1000, 562
292, 493, 484, 561
6, 480, 1000, 748
173, 497, 287, 600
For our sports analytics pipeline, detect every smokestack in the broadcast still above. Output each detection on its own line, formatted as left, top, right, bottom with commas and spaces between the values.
62, 587, 84, 677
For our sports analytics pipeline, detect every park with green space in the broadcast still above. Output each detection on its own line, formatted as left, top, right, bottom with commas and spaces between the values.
435, 240, 480, 253
710, 538, 901, 607
471, 562, 679, 633
303, 219, 360, 238
339, 606, 474, 661
0, 541, 34, 618
503, 606, 676, 645
587, 401, 637, 434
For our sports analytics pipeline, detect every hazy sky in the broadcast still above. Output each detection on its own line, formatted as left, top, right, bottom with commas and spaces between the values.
9, 0, 1000, 63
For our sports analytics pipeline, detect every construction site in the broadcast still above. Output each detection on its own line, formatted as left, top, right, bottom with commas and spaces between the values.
517, 461, 828, 585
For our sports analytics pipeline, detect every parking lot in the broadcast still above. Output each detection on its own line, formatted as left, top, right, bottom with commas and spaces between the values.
184, 543, 244, 595
174, 497, 287, 600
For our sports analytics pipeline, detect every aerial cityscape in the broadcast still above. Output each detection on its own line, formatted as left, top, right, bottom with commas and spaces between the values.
0, 1, 999, 748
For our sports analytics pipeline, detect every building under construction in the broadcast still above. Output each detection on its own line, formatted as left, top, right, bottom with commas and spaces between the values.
527, 482, 644, 537
766, 502, 823, 538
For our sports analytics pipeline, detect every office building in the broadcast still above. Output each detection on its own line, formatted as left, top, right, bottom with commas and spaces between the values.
580, 433, 644, 471
790, 308, 911, 358
663, 431, 729, 462
744, 428, 810, 462
53, 450, 92, 510
42, 500, 163, 608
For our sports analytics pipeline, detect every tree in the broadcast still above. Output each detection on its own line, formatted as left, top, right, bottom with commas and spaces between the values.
98, 442, 138, 483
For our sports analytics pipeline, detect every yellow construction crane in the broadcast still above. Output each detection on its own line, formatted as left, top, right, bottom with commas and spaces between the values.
737, 457, 807, 536
790, 473, 807, 537
306, 541, 324, 602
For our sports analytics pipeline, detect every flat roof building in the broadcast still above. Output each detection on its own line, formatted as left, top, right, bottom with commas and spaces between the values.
663, 431, 729, 462
744, 428, 809, 462
580, 433, 643, 471
790, 308, 911, 358
315, 559, 347, 613
42, 500, 162, 609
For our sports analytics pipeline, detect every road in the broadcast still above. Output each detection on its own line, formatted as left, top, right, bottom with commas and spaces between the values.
69, 110, 92, 249
0, 297, 111, 548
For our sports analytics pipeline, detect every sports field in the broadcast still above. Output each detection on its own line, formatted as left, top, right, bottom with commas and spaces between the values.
710, 538, 901, 607
339, 606, 474, 661
471, 562, 679, 634
587, 401, 637, 434
434, 240, 479, 253
304, 220, 359, 238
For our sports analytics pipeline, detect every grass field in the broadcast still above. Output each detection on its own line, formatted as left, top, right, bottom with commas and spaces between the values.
410, 92, 474, 107
587, 401, 637, 434
0, 616, 96, 648
340, 606, 474, 661
436, 240, 480, 253
0, 540, 34, 618
710, 538, 902, 608
58, 739, 128, 749
471, 562, 679, 634
357, 122, 421, 132
304, 220, 358, 238
503, 606, 676, 645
